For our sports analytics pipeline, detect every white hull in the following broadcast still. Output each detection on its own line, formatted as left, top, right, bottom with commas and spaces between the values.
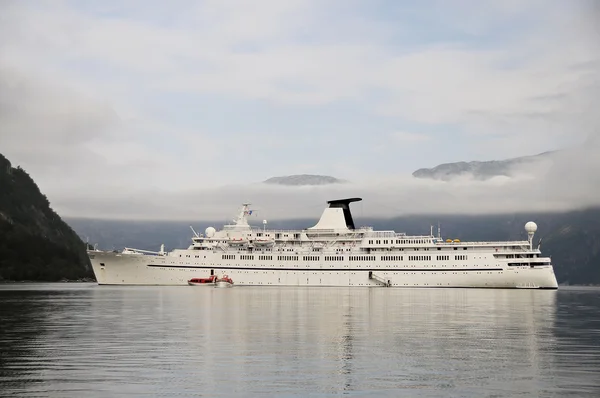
88, 198, 559, 289
89, 251, 558, 289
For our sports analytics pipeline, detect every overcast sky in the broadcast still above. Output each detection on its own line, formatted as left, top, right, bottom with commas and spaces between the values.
1, 0, 599, 221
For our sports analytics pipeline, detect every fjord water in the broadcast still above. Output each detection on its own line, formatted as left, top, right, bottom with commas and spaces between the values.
1, 285, 599, 397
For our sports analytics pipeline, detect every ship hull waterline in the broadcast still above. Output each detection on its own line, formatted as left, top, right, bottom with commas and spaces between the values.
87, 198, 559, 290
89, 251, 559, 289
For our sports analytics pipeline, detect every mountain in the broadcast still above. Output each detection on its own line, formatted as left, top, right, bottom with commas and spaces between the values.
263, 174, 347, 186
66, 207, 600, 286
412, 151, 556, 181
0, 153, 93, 281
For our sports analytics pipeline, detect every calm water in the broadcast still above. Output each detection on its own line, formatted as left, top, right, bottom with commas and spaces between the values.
1, 284, 599, 397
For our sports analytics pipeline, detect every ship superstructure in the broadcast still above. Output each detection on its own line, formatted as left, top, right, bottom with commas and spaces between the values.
88, 198, 558, 288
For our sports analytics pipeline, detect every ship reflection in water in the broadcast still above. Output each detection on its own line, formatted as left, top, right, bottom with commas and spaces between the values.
0, 284, 599, 397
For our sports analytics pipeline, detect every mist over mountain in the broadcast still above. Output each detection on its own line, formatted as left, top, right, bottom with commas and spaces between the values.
49, 134, 600, 220
412, 131, 600, 183
413, 151, 557, 181
263, 174, 347, 186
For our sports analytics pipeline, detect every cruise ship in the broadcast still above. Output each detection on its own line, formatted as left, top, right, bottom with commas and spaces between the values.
87, 198, 559, 288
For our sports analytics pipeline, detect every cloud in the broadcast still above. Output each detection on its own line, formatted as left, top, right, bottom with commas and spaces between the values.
0, 65, 117, 176
0, 0, 598, 220
390, 131, 430, 143
54, 140, 600, 221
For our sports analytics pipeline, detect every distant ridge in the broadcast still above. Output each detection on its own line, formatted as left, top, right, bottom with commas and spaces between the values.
412, 151, 557, 181
263, 174, 347, 186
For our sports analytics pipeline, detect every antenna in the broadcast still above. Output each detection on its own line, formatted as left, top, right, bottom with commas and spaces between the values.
263, 219, 267, 232
232, 203, 252, 225
190, 226, 200, 238
437, 222, 441, 239
430, 225, 433, 237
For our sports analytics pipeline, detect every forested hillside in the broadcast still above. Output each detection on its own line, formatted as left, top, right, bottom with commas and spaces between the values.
0, 153, 93, 281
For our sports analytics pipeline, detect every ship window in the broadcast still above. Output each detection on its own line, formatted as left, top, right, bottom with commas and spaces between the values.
100, 263, 105, 267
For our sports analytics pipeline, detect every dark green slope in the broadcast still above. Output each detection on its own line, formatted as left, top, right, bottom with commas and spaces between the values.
0, 153, 93, 281
538, 209, 600, 285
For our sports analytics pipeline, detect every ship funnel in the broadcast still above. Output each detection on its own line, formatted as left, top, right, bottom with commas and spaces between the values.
308, 198, 362, 230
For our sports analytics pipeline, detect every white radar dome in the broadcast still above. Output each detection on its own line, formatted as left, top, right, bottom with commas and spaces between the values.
525, 221, 538, 233
205, 227, 216, 237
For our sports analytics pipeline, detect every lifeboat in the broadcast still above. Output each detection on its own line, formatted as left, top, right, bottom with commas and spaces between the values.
453, 239, 461, 243
229, 237, 247, 245
215, 275, 234, 288
188, 275, 217, 285
254, 238, 275, 246
122, 248, 144, 255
